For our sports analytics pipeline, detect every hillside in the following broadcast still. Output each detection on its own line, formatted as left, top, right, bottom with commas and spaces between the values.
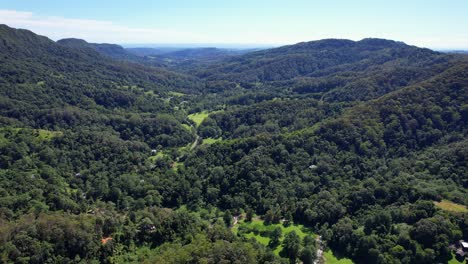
159, 47, 253, 62
57, 38, 138, 60
0, 24, 467, 264
194, 38, 458, 101
186, 61, 468, 263
0, 24, 200, 149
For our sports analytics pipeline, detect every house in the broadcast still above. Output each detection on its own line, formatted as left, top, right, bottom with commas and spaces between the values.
455, 240, 468, 259
461, 240, 468, 251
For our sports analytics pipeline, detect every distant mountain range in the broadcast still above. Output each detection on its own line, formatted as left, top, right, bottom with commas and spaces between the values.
192, 38, 459, 102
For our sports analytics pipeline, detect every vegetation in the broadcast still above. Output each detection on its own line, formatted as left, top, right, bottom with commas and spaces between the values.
323, 250, 354, 264
0, 24, 467, 263
236, 218, 314, 256
188, 111, 211, 127
434, 200, 468, 213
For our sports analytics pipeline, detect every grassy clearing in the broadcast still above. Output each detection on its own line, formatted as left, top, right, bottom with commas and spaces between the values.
147, 152, 167, 162
448, 252, 465, 264
434, 200, 468, 213
188, 110, 223, 127
202, 137, 222, 145
188, 111, 210, 127
236, 218, 314, 256
244, 231, 271, 245
144, 90, 156, 96
181, 124, 192, 131
323, 250, 354, 264
0, 128, 62, 145
172, 161, 184, 171
35, 129, 62, 141
168, 91, 185, 97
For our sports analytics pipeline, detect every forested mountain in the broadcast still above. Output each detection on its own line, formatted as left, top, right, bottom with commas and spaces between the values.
157, 47, 252, 62
57, 39, 252, 71
57, 38, 171, 68
57, 38, 140, 61
194, 38, 460, 102
0, 24, 201, 151
126, 47, 183, 57
0, 24, 467, 264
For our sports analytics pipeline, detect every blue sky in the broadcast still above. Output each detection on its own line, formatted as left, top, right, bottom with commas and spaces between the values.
0, 0, 467, 49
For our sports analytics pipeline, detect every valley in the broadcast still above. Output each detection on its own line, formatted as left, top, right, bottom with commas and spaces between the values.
0, 23, 467, 264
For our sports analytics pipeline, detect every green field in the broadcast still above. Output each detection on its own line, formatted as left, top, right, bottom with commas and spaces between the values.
35, 129, 62, 141
235, 218, 314, 255
202, 137, 222, 145
323, 250, 354, 264
0, 128, 62, 145
188, 111, 210, 127
188, 110, 223, 127
168, 91, 186, 97
448, 252, 465, 264
147, 151, 167, 162
434, 200, 468, 213
181, 123, 192, 131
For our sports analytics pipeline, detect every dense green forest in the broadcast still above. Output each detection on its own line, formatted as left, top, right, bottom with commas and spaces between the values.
0, 24, 467, 264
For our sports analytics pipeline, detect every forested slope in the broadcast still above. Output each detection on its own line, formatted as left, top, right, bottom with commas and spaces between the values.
184, 61, 468, 263
194, 38, 459, 102
0, 24, 467, 264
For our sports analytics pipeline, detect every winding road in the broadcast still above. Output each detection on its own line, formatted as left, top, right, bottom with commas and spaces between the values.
314, 235, 324, 264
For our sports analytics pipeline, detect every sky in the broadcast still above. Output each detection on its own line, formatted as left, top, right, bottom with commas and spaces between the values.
0, 0, 467, 49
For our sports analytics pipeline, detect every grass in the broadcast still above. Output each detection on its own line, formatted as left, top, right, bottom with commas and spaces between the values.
188, 111, 210, 127
434, 200, 468, 213
181, 124, 192, 131
147, 152, 167, 162
35, 129, 62, 141
168, 91, 186, 97
323, 250, 354, 264
172, 161, 184, 171
0, 128, 62, 145
448, 252, 465, 264
236, 218, 314, 256
202, 137, 222, 145
187, 110, 224, 127
144, 90, 156, 96
244, 232, 271, 245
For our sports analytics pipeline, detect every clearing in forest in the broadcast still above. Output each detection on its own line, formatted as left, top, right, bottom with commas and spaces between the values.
434, 200, 468, 213
187, 111, 210, 127
234, 218, 314, 255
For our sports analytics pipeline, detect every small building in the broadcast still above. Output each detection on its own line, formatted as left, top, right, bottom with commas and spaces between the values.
459, 240, 468, 251
455, 240, 468, 259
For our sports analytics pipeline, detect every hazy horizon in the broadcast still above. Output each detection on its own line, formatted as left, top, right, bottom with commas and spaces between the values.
0, 0, 467, 49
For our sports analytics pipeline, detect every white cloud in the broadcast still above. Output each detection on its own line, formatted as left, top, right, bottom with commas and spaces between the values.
0, 9, 466, 49
0, 9, 209, 44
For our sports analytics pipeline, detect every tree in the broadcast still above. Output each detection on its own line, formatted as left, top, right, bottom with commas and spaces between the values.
303, 235, 315, 247
281, 231, 301, 263
223, 211, 233, 227
301, 235, 317, 264
246, 208, 254, 222
283, 212, 293, 227
300, 247, 315, 264
269, 227, 282, 248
